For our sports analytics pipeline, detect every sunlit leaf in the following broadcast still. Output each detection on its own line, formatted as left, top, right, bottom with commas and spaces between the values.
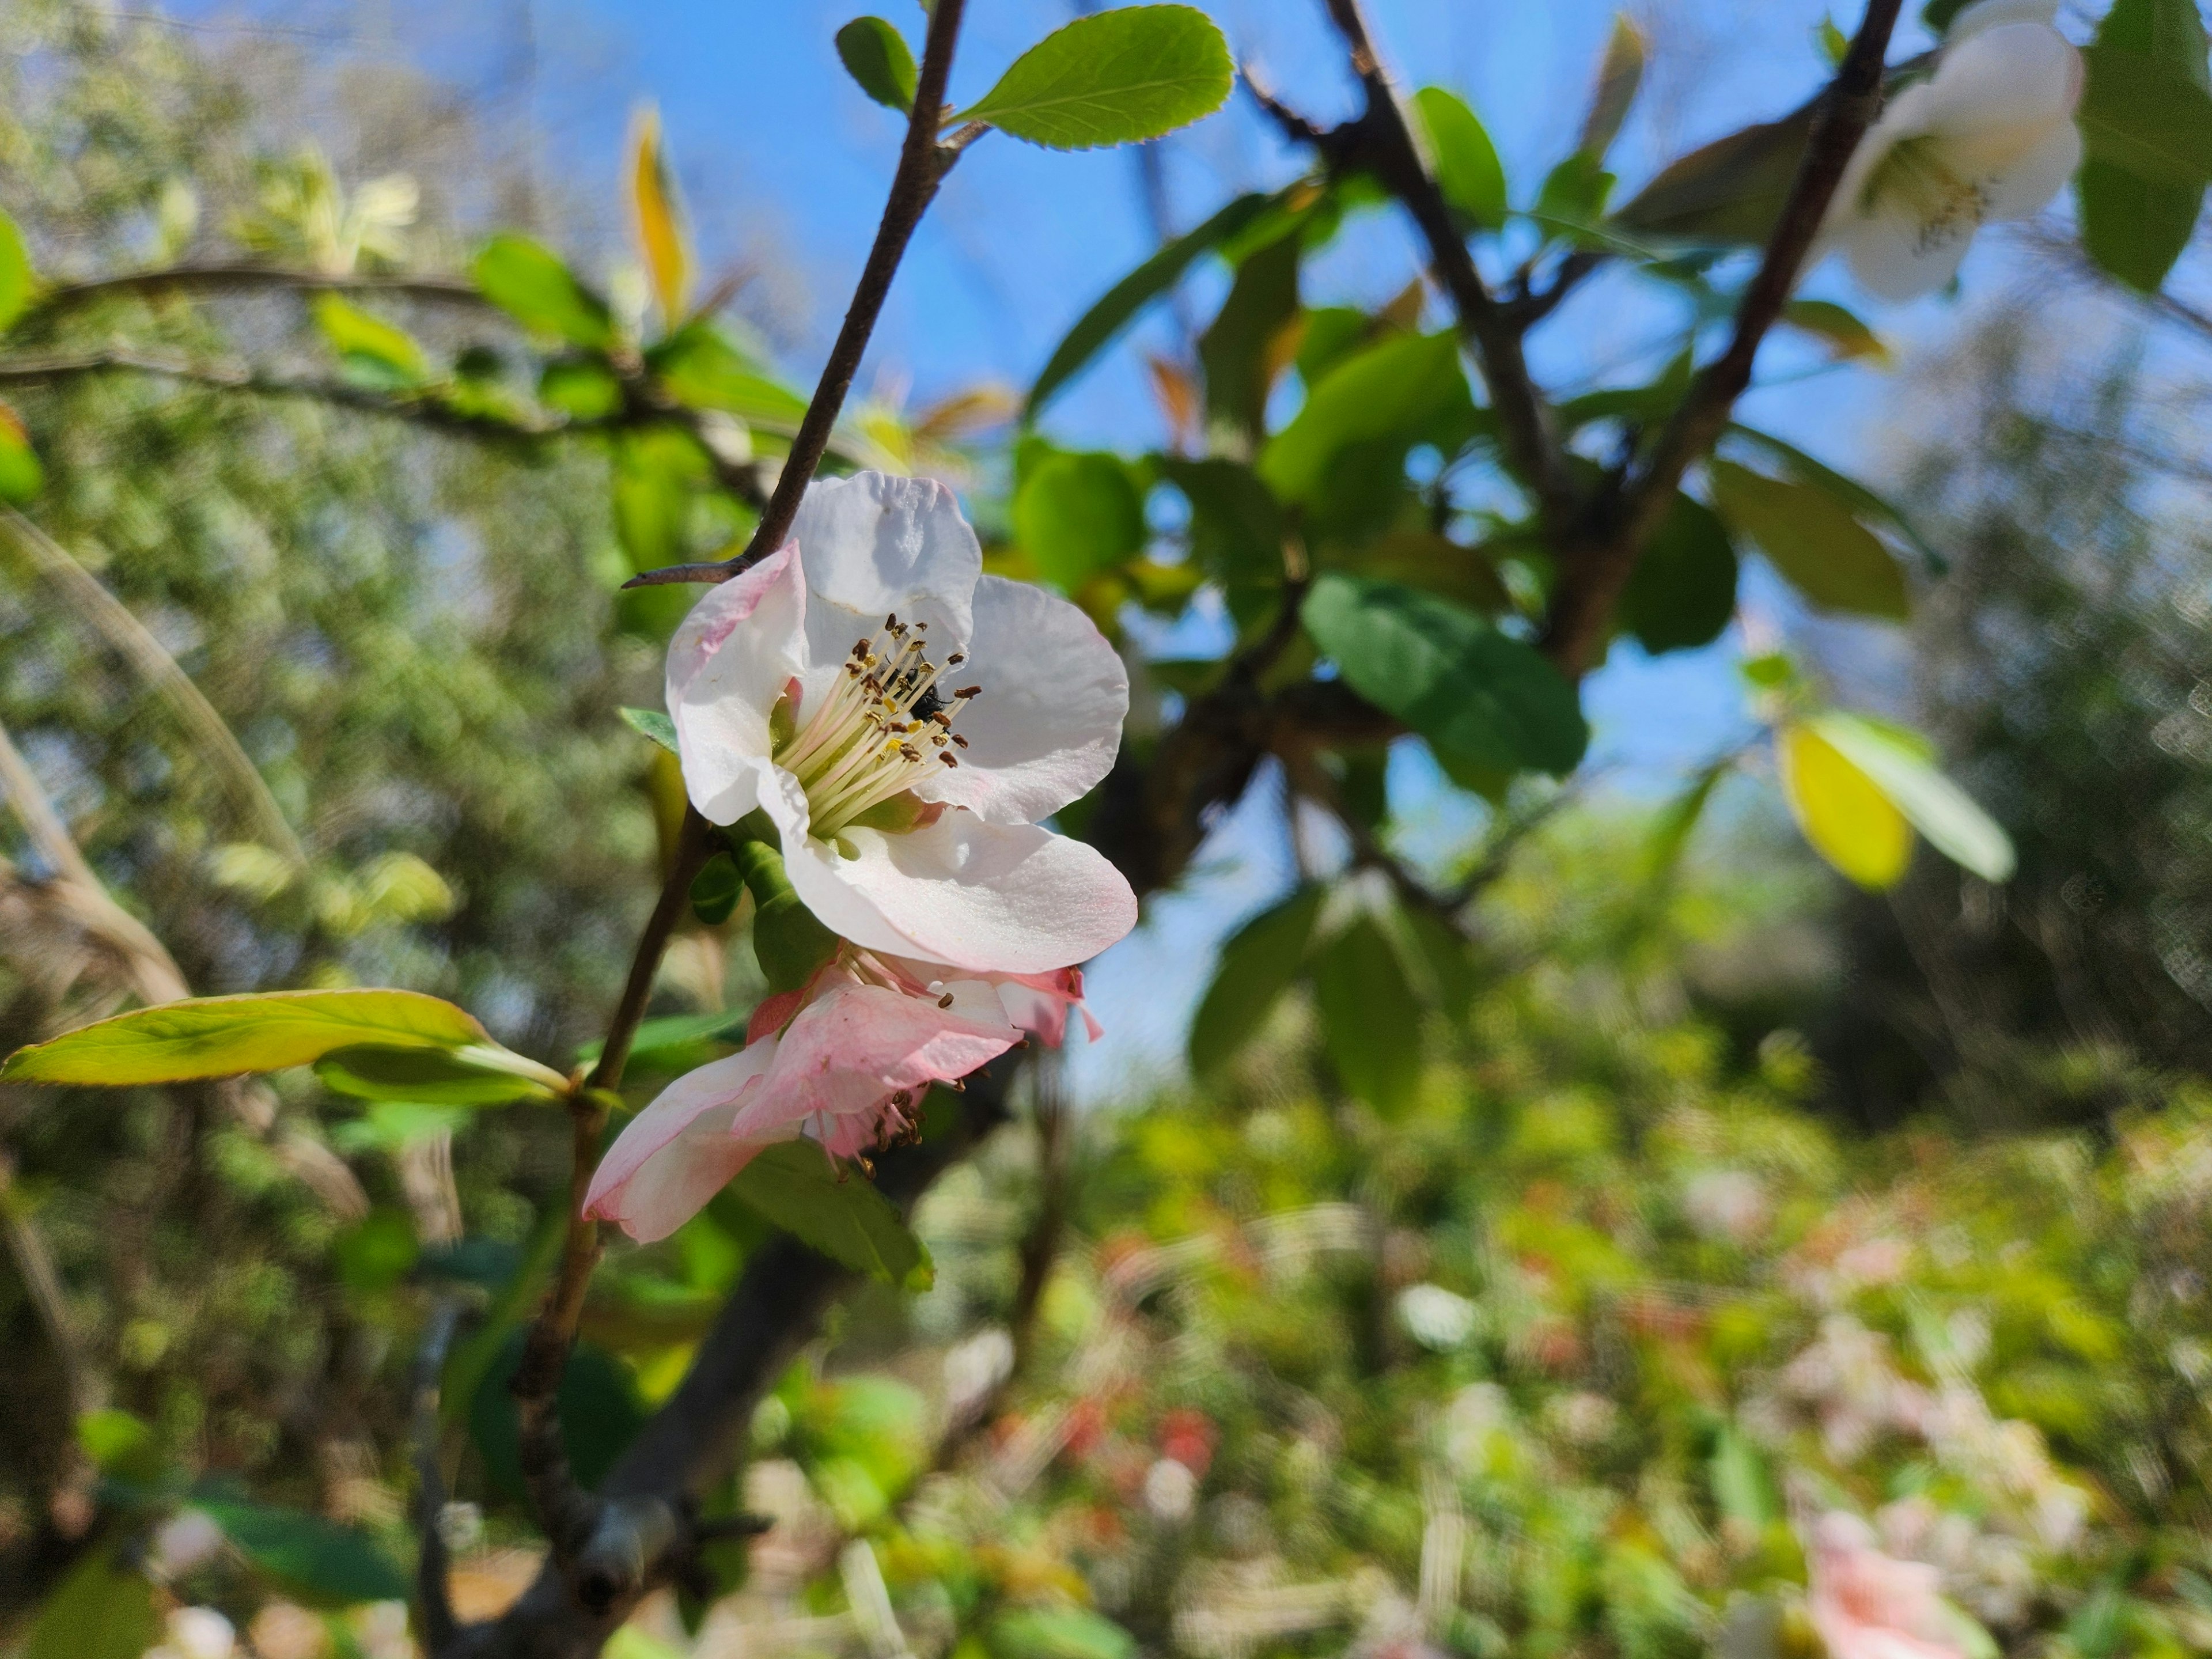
1028, 191, 1278, 417
1707, 458, 1908, 620
622, 706, 680, 755
836, 16, 919, 112
0, 401, 43, 503
312, 293, 427, 388
630, 104, 691, 325
613, 424, 713, 571
1259, 331, 1468, 506
1014, 449, 1146, 590
729, 1139, 933, 1288
1618, 491, 1738, 654
472, 233, 615, 350
200, 1499, 409, 1608
647, 323, 810, 426
1724, 423, 1943, 572
1808, 710, 2016, 881
1, 989, 495, 1086
959, 5, 1233, 151
990, 1607, 1138, 1659
24, 1547, 160, 1659
539, 357, 624, 419
0, 210, 36, 335
1313, 914, 1422, 1116
1411, 88, 1506, 230
1190, 884, 1325, 1077
1776, 721, 1912, 889
1302, 574, 1588, 777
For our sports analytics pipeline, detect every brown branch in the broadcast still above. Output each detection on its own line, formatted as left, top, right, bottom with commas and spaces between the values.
16, 263, 485, 332
623, 0, 974, 590
1312, 0, 1579, 539
1541, 0, 1905, 677
412, 1296, 465, 1652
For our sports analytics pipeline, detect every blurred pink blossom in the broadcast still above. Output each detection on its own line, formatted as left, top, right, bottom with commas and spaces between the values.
1806, 1512, 1965, 1659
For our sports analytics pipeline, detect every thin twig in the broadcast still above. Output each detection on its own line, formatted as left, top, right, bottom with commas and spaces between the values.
623, 0, 975, 589
1543, 0, 1906, 677
1312, 0, 1579, 539
16, 263, 484, 332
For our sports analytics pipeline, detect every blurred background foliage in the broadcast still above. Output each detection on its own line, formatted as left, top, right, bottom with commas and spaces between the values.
6, 1, 2212, 1657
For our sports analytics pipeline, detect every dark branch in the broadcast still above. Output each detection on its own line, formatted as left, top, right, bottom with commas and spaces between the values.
412, 1296, 466, 1652
17, 263, 485, 331
1312, 0, 1580, 539
1541, 0, 1905, 677
624, 0, 974, 590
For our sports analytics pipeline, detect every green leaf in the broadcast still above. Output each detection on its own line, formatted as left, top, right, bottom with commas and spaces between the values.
1411, 88, 1506, 230
2079, 156, 2206, 291
1014, 449, 1147, 590
1259, 331, 1468, 507
1611, 102, 1817, 246
613, 425, 713, 572
990, 1608, 1139, 1659
1156, 455, 1285, 588
25, 1546, 161, 1659
76, 1408, 158, 1479
2, 989, 494, 1086
622, 706, 680, 754
1807, 710, 2016, 882
1302, 574, 1588, 777
0, 402, 43, 504
201, 1499, 409, 1608
1313, 914, 1422, 1116
1724, 423, 1943, 573
1707, 459, 1908, 620
1189, 884, 1325, 1077
648, 323, 810, 426
575, 1006, 748, 1069
472, 233, 615, 350
1577, 14, 1646, 160
469, 1331, 647, 1502
315, 1041, 567, 1105
312, 293, 428, 388
2077, 0, 2212, 290
690, 850, 743, 925
539, 357, 624, 420
1618, 492, 1737, 654
837, 16, 919, 112
1028, 191, 1276, 418
729, 1139, 933, 1288
0, 211, 35, 335
959, 5, 1233, 151
733, 838, 840, 993
1198, 228, 1301, 438
1779, 297, 1889, 365
1533, 151, 1615, 232
1709, 1423, 1777, 1528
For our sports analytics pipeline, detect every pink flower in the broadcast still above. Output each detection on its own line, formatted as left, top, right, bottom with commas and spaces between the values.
667, 471, 1136, 974
582, 950, 1096, 1242
1806, 1513, 1967, 1659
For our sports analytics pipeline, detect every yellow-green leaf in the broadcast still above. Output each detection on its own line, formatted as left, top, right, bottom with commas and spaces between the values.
836, 16, 920, 112
0, 211, 33, 336
1808, 710, 2016, 882
1708, 458, 1908, 620
1, 989, 494, 1086
0, 400, 43, 503
957, 5, 1233, 151
312, 293, 428, 387
1776, 721, 1911, 889
630, 104, 690, 327
1779, 298, 1890, 365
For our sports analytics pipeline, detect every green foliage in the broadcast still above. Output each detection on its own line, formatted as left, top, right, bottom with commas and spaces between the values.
24, 1547, 160, 1659
1188, 884, 1325, 1077
623, 706, 681, 755
959, 6, 1233, 151
0, 988, 498, 1084
312, 1041, 567, 1105
1196, 228, 1301, 440
469, 1331, 647, 1501
1618, 491, 1738, 654
312, 293, 428, 388
199, 1499, 410, 1607
1806, 710, 2014, 883
1411, 89, 1506, 230
729, 1140, 933, 1287
0, 211, 33, 336
2078, 0, 2212, 291
1015, 449, 1147, 591
836, 17, 919, 112
1258, 330, 1470, 507
1708, 458, 1909, 619
1311, 913, 1421, 1115
472, 233, 615, 349
1302, 574, 1587, 776
690, 850, 743, 925
1576, 13, 1646, 160
734, 837, 840, 993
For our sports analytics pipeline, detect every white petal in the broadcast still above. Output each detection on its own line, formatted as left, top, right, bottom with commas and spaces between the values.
1922, 24, 2081, 139
915, 575, 1128, 825
792, 473, 981, 682
780, 810, 1138, 973
1948, 0, 2060, 39
582, 1043, 778, 1242
669, 544, 808, 824
1839, 210, 1975, 301
1980, 119, 2081, 221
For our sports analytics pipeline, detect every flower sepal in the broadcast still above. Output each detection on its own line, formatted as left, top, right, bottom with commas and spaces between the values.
730, 834, 841, 993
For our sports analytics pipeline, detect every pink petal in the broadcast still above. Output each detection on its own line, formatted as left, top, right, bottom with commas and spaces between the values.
668, 543, 809, 825
584, 1043, 778, 1243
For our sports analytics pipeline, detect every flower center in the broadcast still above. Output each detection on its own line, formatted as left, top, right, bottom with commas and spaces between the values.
1861, 134, 1991, 255
772, 612, 979, 842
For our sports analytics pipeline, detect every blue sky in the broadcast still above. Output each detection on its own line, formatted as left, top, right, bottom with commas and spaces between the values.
172, 0, 2003, 1094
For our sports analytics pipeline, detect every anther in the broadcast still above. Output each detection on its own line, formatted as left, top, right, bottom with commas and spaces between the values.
947, 652, 966, 666
951, 733, 968, 748
938, 991, 955, 1009
954, 686, 982, 699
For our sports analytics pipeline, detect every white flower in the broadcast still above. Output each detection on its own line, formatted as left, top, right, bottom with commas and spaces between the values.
1395, 1282, 1478, 1350
1824, 2, 2081, 301
668, 471, 1136, 974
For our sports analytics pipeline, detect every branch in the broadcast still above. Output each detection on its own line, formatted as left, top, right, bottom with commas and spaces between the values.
1541, 0, 1906, 677
16, 263, 485, 332
412, 1296, 466, 1652
1310, 0, 1579, 538
623, 0, 975, 589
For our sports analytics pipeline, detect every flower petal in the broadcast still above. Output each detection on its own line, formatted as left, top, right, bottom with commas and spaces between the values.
1922, 23, 2080, 139
1947, 0, 2060, 39
914, 575, 1128, 825
792, 473, 982, 681
583, 1043, 779, 1242
729, 977, 1018, 1143
1841, 213, 1975, 302
781, 810, 1139, 973
1978, 118, 2081, 222
669, 544, 809, 824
